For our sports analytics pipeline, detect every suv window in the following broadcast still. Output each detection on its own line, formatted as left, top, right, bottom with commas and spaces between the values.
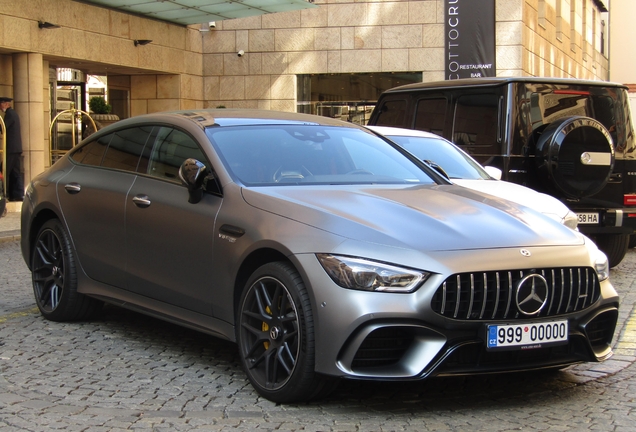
522, 85, 636, 157
373, 99, 407, 127
452, 94, 500, 156
414, 98, 447, 135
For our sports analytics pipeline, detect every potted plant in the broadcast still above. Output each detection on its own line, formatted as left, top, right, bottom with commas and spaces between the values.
88, 96, 119, 129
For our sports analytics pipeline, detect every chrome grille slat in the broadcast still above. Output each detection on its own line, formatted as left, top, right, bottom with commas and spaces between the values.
491, 272, 501, 320
467, 274, 475, 319
504, 271, 513, 319
453, 274, 461, 319
479, 273, 487, 320
431, 267, 601, 321
441, 282, 447, 315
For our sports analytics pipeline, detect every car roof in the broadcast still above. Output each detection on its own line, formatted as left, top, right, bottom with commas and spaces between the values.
112, 109, 361, 130
382, 77, 628, 94
366, 125, 447, 140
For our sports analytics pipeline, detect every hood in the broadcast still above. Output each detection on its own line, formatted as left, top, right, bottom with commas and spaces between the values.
241, 184, 583, 252
452, 178, 571, 219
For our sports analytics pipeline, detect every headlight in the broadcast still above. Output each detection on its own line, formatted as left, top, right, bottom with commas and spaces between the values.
317, 254, 430, 293
562, 210, 579, 230
594, 250, 610, 282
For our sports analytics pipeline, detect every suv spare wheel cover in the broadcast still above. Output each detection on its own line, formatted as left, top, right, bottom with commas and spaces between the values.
535, 116, 614, 199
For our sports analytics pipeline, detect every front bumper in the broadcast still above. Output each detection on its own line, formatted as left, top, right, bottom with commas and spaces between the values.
295, 251, 619, 381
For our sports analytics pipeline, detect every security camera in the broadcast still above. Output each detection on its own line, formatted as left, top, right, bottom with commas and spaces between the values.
209, 21, 216, 29
237, 50, 245, 57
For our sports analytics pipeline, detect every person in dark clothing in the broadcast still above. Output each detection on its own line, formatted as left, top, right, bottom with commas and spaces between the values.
0, 96, 24, 201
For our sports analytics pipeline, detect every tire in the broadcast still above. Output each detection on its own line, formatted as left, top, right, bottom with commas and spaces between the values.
31, 219, 103, 321
591, 233, 629, 268
237, 261, 338, 403
535, 116, 614, 199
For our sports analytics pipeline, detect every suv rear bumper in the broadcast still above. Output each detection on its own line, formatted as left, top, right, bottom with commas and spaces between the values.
576, 207, 636, 235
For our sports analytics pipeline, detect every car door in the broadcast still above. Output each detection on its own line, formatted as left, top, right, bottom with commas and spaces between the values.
125, 126, 222, 315
57, 127, 152, 288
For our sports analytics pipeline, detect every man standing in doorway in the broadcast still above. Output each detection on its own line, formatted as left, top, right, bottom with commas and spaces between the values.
0, 96, 24, 202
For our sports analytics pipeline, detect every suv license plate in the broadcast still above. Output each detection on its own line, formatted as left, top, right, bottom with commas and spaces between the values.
486, 321, 568, 350
577, 212, 599, 224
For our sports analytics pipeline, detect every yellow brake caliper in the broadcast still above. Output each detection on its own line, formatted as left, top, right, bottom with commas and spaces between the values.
262, 305, 271, 349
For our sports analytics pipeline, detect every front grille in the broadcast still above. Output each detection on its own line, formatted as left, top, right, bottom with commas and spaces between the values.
431, 267, 600, 320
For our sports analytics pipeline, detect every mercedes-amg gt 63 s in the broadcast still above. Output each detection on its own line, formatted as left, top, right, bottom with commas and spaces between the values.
22, 109, 619, 403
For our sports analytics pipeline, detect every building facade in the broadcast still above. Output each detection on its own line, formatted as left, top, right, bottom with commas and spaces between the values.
0, 0, 611, 192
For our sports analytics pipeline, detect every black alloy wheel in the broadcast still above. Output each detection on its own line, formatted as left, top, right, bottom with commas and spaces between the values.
238, 262, 337, 403
31, 219, 102, 321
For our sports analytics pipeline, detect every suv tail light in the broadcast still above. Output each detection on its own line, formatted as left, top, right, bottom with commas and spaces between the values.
625, 194, 636, 206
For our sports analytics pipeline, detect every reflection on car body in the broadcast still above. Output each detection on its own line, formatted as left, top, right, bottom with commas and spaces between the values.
21, 109, 619, 403
366, 125, 579, 230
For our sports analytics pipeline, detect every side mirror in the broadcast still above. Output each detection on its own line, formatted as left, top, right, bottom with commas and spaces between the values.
484, 166, 502, 180
179, 158, 209, 204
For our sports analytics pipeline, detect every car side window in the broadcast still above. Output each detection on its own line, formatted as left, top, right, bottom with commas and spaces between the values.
414, 98, 447, 135
70, 133, 112, 166
146, 127, 207, 183
452, 93, 500, 156
101, 126, 154, 172
373, 99, 407, 127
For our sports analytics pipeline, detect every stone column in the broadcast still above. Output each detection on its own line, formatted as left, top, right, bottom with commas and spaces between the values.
13, 52, 45, 193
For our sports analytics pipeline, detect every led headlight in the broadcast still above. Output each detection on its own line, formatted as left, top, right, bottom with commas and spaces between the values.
317, 254, 429, 293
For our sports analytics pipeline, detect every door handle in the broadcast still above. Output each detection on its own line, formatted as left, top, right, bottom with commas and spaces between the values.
132, 195, 152, 208
64, 183, 81, 194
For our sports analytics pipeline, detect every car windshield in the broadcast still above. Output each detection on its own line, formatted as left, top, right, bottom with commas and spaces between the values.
386, 135, 491, 180
206, 125, 436, 186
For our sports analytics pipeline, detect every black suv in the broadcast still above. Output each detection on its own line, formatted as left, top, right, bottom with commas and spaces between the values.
368, 77, 636, 267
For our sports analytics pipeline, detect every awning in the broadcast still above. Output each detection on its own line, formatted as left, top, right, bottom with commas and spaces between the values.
76, 0, 317, 26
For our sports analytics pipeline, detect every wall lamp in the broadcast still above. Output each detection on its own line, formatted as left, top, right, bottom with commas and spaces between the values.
134, 39, 153, 46
38, 21, 61, 29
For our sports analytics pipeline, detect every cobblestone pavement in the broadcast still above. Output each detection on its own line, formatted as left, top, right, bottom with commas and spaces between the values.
1, 234, 636, 431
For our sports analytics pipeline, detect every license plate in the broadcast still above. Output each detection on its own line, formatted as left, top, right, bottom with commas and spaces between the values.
486, 320, 568, 350
577, 212, 599, 224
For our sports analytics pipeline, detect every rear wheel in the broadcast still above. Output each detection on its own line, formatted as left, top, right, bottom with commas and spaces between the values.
31, 219, 102, 321
591, 233, 629, 268
237, 262, 338, 403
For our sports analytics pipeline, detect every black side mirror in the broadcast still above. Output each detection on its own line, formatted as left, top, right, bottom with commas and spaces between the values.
179, 158, 209, 204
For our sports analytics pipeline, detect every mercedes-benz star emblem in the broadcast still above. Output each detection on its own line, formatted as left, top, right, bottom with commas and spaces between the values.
515, 274, 549, 316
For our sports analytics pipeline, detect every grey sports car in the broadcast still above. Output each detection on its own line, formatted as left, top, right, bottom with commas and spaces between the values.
21, 109, 619, 403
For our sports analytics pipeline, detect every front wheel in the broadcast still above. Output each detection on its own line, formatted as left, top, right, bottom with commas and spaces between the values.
31, 219, 102, 321
237, 262, 338, 403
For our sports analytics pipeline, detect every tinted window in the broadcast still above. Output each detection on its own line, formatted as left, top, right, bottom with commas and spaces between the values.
70, 133, 111, 166
452, 94, 500, 156
373, 100, 407, 127
102, 127, 153, 172
146, 127, 207, 182
414, 98, 447, 135
524, 85, 635, 157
